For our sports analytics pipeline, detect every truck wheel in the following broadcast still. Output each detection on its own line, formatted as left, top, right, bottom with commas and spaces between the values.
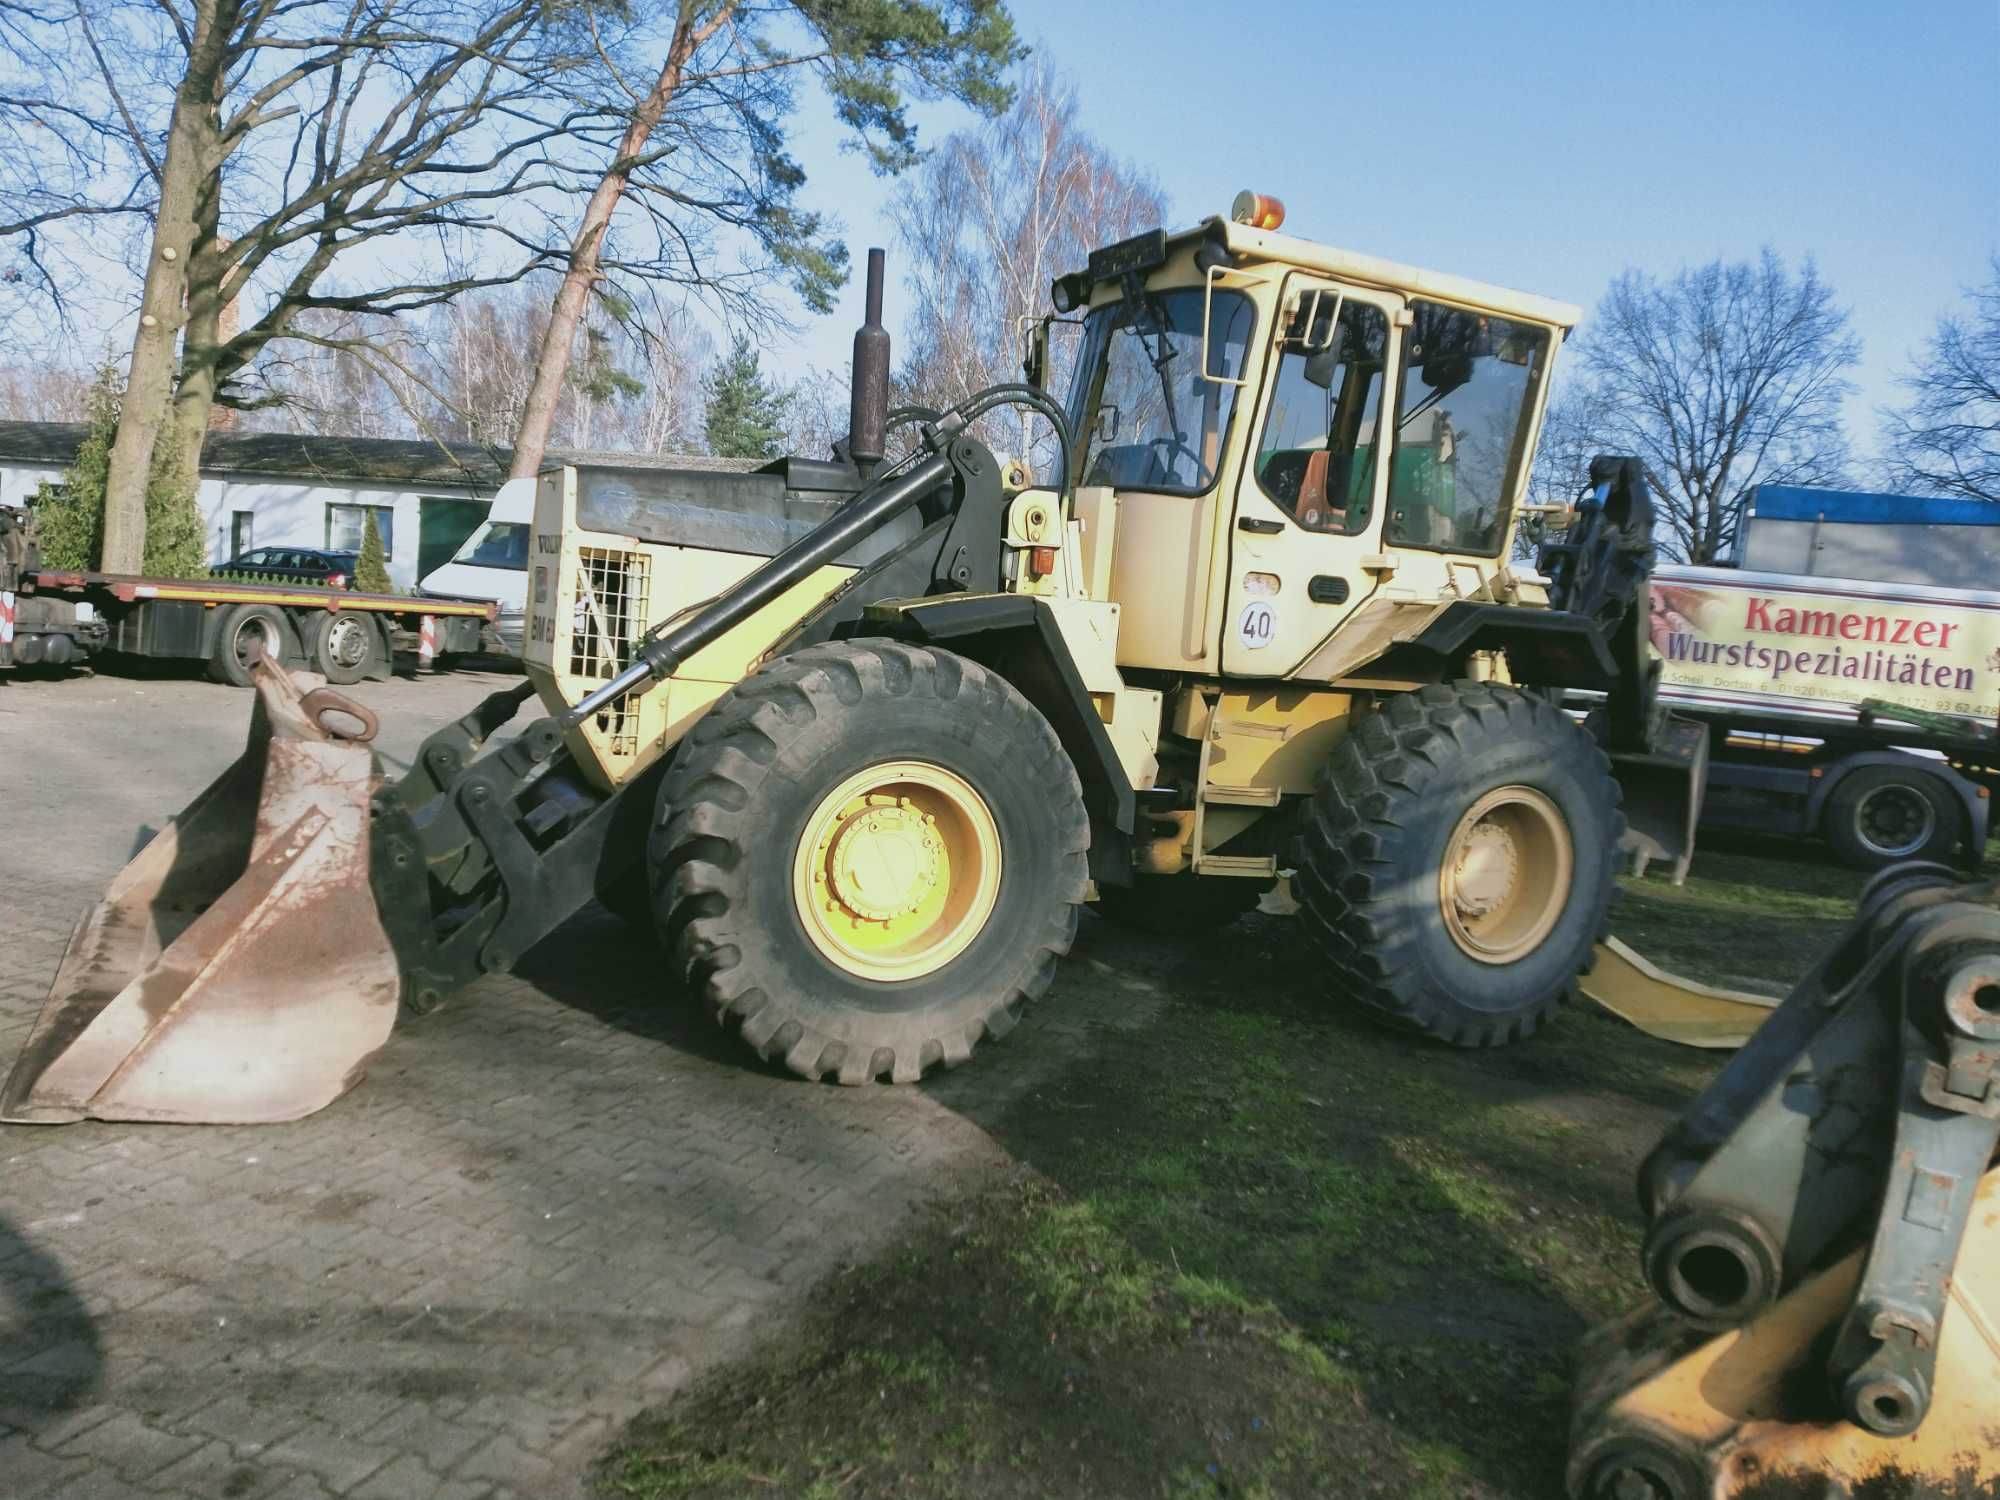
207, 604, 291, 687
1824, 765, 1962, 869
1096, 874, 1268, 935
1293, 682, 1621, 1047
651, 638, 1090, 1084
307, 612, 382, 685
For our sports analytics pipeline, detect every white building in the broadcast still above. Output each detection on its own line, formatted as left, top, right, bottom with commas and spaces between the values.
0, 422, 736, 589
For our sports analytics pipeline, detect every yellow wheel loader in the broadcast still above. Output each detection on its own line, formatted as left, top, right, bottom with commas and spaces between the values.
2, 200, 1703, 1125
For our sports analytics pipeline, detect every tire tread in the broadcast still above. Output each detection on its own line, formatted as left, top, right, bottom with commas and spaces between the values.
1292, 681, 1624, 1046
651, 637, 1087, 1084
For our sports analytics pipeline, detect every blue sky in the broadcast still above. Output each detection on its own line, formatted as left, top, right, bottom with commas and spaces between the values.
777, 0, 1999, 470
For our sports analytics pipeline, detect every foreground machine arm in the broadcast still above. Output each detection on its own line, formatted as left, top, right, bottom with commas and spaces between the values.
1570, 865, 2000, 1499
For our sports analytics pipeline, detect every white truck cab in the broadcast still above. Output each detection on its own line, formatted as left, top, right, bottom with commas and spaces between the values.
418, 476, 535, 654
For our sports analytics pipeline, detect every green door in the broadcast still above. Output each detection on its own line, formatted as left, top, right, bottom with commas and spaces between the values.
417, 497, 490, 582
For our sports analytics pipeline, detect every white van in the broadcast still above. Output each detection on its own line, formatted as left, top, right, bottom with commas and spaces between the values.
418, 476, 534, 655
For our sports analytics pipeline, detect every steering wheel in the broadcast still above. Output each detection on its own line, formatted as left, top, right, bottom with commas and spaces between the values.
1147, 435, 1204, 486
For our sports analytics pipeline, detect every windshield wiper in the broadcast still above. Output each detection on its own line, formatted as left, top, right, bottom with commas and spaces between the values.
1121, 275, 1187, 454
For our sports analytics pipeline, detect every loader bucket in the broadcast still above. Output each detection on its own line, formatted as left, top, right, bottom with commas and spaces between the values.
0, 656, 399, 1124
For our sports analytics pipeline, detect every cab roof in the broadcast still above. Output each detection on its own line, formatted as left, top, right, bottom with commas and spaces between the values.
1179, 218, 1582, 330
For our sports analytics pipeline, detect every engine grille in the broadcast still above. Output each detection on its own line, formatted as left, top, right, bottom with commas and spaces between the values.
569, 547, 649, 758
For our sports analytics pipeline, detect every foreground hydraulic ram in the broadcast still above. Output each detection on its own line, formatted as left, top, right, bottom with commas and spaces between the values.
1569, 865, 2000, 1499
0, 657, 397, 1123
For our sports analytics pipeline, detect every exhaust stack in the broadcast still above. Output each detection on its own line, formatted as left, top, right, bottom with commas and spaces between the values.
847, 247, 890, 475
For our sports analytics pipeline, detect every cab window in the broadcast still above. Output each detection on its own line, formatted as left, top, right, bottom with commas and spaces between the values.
1254, 295, 1388, 534
1073, 287, 1254, 495
1385, 301, 1549, 555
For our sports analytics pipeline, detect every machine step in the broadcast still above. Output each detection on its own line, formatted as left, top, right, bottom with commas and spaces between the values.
1201, 783, 1283, 807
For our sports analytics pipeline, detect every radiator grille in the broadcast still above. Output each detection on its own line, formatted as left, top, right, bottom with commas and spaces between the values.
568, 547, 649, 758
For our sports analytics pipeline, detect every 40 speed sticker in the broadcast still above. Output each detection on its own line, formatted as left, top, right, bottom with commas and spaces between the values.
1237, 600, 1277, 649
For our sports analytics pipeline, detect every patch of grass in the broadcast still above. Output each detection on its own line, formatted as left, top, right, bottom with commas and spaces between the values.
601, 835, 1898, 1498
1611, 833, 1869, 992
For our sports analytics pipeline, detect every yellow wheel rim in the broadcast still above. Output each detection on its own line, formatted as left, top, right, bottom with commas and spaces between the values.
792, 760, 1003, 981
1438, 785, 1573, 965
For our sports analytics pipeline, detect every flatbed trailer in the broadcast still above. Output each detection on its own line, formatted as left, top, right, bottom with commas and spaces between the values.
16, 567, 495, 686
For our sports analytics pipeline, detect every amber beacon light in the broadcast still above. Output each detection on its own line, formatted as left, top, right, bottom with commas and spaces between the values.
1230, 191, 1285, 230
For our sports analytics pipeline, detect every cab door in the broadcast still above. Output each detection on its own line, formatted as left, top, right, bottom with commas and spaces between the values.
1219, 275, 1401, 677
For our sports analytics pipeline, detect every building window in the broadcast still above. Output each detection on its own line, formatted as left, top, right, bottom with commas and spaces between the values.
230, 510, 254, 555
327, 503, 393, 556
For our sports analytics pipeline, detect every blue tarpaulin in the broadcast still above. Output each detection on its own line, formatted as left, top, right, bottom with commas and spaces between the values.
1748, 485, 2000, 527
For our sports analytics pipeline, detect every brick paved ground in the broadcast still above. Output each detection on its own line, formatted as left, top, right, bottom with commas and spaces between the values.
0, 664, 1174, 1499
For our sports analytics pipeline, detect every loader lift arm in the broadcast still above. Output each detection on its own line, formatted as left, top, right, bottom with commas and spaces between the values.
370, 388, 1086, 1010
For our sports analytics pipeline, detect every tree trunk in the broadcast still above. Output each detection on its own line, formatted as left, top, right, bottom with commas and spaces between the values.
165, 183, 230, 513
100, 0, 233, 573
508, 4, 724, 480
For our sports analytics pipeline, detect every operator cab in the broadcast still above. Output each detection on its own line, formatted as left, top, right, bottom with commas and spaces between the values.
1049, 195, 1576, 680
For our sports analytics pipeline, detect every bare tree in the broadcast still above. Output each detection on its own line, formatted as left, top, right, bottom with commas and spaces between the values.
603, 309, 711, 454
48, 0, 592, 569
888, 60, 1163, 465
1565, 250, 1859, 564
236, 307, 457, 439
0, 0, 160, 336
0, 363, 96, 422
1882, 256, 2000, 503
784, 364, 851, 459
241, 283, 712, 454
506, 0, 1023, 480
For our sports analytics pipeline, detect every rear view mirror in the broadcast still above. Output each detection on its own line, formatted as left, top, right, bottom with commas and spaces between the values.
1302, 345, 1342, 390
1419, 353, 1473, 396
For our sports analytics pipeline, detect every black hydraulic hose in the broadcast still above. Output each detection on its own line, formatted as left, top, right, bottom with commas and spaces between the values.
952, 382, 1076, 503
886, 403, 943, 433
891, 390, 1074, 499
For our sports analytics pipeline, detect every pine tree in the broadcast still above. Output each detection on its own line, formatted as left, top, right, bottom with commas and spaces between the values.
31, 366, 209, 576
702, 336, 792, 460
140, 421, 208, 578
32, 370, 118, 570
355, 510, 393, 593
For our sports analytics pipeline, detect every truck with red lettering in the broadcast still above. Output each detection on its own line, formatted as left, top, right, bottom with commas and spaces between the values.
1650, 509, 2000, 868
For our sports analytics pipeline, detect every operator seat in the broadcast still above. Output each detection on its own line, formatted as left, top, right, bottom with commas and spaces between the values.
1297, 449, 1348, 533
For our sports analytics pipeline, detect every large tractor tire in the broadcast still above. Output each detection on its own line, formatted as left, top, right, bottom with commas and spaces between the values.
1095, 873, 1267, 935
650, 638, 1090, 1084
1822, 763, 1964, 870
1293, 682, 1622, 1047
